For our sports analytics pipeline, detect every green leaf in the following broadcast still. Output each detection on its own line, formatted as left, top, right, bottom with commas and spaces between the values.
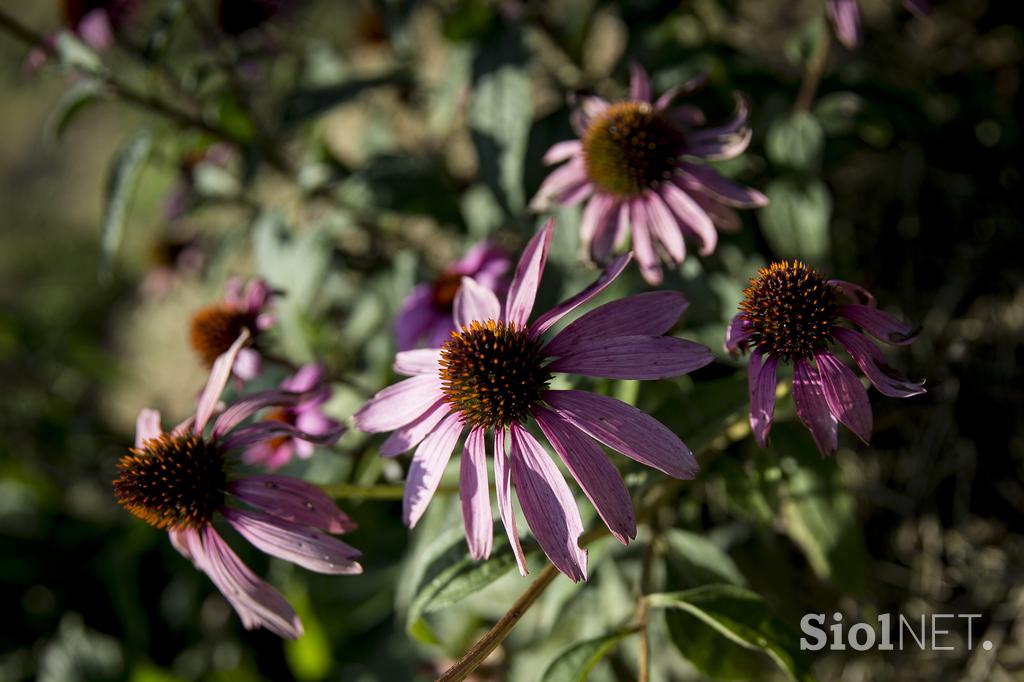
665, 611, 775, 682
54, 31, 105, 73
663, 529, 747, 588
813, 92, 865, 136
469, 27, 531, 214
759, 178, 831, 262
540, 627, 639, 682
284, 584, 332, 681
100, 130, 153, 277
648, 585, 815, 682
45, 79, 107, 144
766, 113, 824, 172
404, 527, 518, 640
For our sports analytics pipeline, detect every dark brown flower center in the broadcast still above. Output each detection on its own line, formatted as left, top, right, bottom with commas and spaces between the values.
739, 261, 838, 361
431, 271, 463, 312
114, 433, 226, 530
190, 305, 257, 367
439, 320, 551, 429
583, 101, 681, 198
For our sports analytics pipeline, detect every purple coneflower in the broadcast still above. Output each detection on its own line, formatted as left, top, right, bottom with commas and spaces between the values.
244, 363, 342, 471
531, 63, 766, 285
827, 0, 929, 49
726, 261, 925, 455
113, 332, 357, 639
190, 277, 275, 382
355, 220, 713, 581
394, 241, 512, 351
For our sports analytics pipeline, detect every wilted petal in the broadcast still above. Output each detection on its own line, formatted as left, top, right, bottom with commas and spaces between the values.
535, 408, 636, 545
135, 409, 163, 447
353, 374, 444, 433
224, 508, 362, 575
544, 390, 699, 479
229, 476, 356, 534
505, 220, 554, 328
814, 350, 873, 444
834, 328, 926, 398
394, 349, 442, 377
454, 276, 502, 329
403, 413, 463, 528
460, 427, 493, 560
530, 254, 631, 338
793, 359, 838, 456
494, 429, 527, 575
748, 351, 778, 448
549, 335, 713, 380
545, 291, 687, 357
509, 424, 587, 582
839, 304, 919, 345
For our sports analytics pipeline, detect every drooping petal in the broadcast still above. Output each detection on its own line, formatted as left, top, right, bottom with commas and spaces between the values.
629, 61, 652, 102
135, 409, 163, 447
529, 160, 588, 212
827, 0, 862, 49
394, 349, 442, 377
460, 427, 493, 560
379, 398, 451, 457
223, 508, 362, 574
724, 314, 750, 357
545, 291, 687, 358
548, 335, 713, 380
748, 351, 779, 448
814, 350, 873, 443
454, 276, 502, 329
221, 419, 344, 451
403, 413, 463, 528
542, 140, 583, 166
186, 526, 303, 639
169, 527, 195, 563
534, 408, 636, 545
591, 200, 626, 264
211, 389, 303, 441
684, 95, 752, 160
494, 428, 527, 575
631, 199, 663, 284
678, 163, 767, 208
661, 182, 718, 256
829, 279, 876, 306
544, 390, 699, 479
654, 73, 707, 111
195, 329, 251, 433
839, 304, 919, 345
579, 194, 616, 252
645, 192, 687, 264
509, 424, 587, 582
353, 374, 444, 433
505, 220, 554, 328
792, 358, 838, 456
529, 254, 632, 339
834, 328, 926, 398
394, 284, 441, 352
228, 476, 357, 534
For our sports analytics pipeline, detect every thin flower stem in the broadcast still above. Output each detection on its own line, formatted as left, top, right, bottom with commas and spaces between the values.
794, 19, 832, 113
635, 538, 657, 682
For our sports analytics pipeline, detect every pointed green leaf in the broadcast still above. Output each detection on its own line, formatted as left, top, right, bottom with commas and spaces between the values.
540, 627, 639, 682
100, 130, 153, 277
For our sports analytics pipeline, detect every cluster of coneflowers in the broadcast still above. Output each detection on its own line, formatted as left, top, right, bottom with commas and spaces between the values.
113, 62, 924, 638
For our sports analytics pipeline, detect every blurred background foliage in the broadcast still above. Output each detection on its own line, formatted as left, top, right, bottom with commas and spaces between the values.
0, 0, 1022, 680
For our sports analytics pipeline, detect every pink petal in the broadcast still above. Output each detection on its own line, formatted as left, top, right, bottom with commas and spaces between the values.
834, 328, 926, 398
793, 358, 839, 456
828, 0, 862, 49
678, 163, 767, 208
233, 348, 263, 381
829, 279, 876, 307
548, 335, 713, 380
282, 363, 326, 392
839, 304, 919, 345
655, 74, 707, 111
403, 413, 463, 528
494, 428, 527, 575
195, 329, 251, 433
135, 409, 163, 447
505, 220, 554, 328
529, 160, 588, 212
579, 193, 616, 250
77, 9, 113, 50
545, 291, 688, 358
211, 389, 302, 441
629, 61, 652, 102
509, 424, 587, 582
724, 314, 750, 357
228, 475, 357, 534
223, 508, 362, 574
661, 182, 717, 256
169, 528, 196, 563
460, 427, 493, 560
544, 390, 699, 479
591, 200, 626, 264
630, 199, 663, 284
814, 350, 873, 444
542, 140, 583, 165
186, 526, 303, 639
394, 349, 442, 376
534, 408, 636, 545
748, 351, 778, 448
380, 398, 451, 457
454, 276, 502, 329
530, 253, 632, 339
645, 192, 687, 264
395, 285, 441, 351
353, 374, 444, 433
221, 419, 344, 451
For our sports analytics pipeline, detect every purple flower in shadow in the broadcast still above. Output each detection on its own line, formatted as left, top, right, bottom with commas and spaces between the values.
190, 278, 275, 382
